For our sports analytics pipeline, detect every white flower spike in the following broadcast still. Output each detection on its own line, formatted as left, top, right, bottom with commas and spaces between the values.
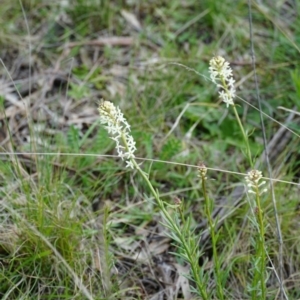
209, 56, 236, 108
98, 100, 136, 169
245, 169, 268, 195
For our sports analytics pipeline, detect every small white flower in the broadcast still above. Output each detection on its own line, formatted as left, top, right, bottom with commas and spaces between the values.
209, 56, 236, 107
218, 90, 234, 107
98, 100, 136, 168
125, 160, 135, 169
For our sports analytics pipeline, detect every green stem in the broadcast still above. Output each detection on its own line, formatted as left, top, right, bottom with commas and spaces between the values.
220, 76, 253, 168
251, 189, 266, 300
201, 176, 224, 300
232, 105, 253, 168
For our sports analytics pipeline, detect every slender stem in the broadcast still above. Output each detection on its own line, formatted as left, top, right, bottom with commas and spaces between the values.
232, 105, 253, 168
201, 175, 224, 300
252, 190, 266, 300
220, 71, 266, 297
220, 75, 253, 167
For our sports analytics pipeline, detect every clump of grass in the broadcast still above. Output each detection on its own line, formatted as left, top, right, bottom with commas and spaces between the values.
0, 155, 114, 299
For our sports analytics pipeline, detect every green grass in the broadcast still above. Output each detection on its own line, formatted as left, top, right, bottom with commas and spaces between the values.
0, 0, 299, 299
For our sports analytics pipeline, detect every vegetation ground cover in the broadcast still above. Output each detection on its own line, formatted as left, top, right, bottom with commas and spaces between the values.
0, 0, 299, 299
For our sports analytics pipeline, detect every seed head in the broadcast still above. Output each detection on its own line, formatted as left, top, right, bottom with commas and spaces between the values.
198, 162, 207, 180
